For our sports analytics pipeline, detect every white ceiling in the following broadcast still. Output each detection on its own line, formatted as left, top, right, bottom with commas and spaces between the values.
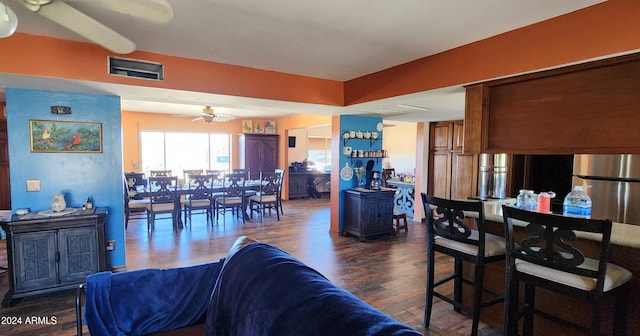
1, 0, 606, 122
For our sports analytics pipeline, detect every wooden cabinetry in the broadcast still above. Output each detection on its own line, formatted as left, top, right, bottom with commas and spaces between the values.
0, 119, 10, 209
428, 121, 478, 200
0, 208, 107, 306
343, 189, 396, 242
288, 173, 308, 199
238, 134, 279, 180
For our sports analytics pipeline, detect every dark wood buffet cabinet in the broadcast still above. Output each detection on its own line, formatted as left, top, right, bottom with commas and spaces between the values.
343, 188, 396, 242
0, 207, 107, 306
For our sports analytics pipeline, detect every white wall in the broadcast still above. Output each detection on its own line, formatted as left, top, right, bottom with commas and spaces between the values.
287, 128, 309, 163
382, 121, 417, 176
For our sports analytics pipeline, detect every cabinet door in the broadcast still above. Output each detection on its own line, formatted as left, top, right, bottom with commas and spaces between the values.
245, 139, 262, 179
58, 227, 98, 284
260, 138, 278, 175
374, 195, 394, 230
430, 122, 453, 151
451, 153, 478, 200
0, 120, 10, 209
13, 231, 57, 291
453, 121, 465, 151
430, 152, 452, 198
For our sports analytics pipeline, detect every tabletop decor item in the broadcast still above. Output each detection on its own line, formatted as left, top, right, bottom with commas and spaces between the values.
354, 166, 365, 188
51, 193, 67, 212
30, 120, 102, 153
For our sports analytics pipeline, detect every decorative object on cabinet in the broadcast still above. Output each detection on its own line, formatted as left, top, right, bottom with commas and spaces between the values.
0, 208, 107, 307
265, 120, 276, 134
50, 193, 67, 212
30, 120, 102, 153
342, 188, 396, 242
242, 120, 253, 133
238, 134, 278, 180
241, 119, 276, 134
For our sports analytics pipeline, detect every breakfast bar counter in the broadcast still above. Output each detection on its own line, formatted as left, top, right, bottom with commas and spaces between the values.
386, 179, 415, 218
479, 199, 640, 249
464, 200, 640, 335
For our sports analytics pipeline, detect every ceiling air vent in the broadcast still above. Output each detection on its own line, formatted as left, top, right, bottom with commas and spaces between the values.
108, 57, 164, 80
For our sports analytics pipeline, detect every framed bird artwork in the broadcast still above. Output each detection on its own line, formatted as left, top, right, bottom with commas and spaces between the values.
30, 120, 103, 153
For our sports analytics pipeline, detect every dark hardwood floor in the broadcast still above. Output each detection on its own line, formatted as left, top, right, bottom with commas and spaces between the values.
0, 196, 501, 335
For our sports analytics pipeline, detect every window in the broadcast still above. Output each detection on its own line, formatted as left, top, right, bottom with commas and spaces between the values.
307, 137, 331, 172
140, 131, 230, 179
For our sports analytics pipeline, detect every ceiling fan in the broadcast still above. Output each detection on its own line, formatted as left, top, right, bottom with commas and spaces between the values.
190, 106, 238, 123
0, 0, 173, 54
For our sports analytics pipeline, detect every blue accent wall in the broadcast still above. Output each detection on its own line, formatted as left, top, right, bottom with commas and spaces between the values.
337, 115, 383, 231
5, 88, 126, 269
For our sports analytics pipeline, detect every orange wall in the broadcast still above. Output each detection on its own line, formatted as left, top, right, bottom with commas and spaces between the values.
0, 34, 344, 107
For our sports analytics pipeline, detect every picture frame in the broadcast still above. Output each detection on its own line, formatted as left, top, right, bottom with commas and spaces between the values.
30, 120, 103, 153
242, 120, 253, 133
265, 120, 276, 134
254, 121, 265, 134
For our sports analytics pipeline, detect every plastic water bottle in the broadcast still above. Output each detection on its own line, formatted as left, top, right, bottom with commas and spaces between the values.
516, 189, 527, 209
563, 186, 592, 218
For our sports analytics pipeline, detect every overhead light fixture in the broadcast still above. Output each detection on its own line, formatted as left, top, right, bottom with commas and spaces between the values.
396, 104, 430, 112
0, 2, 18, 38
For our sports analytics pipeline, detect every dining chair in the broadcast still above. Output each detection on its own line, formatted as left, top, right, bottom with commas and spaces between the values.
150, 169, 172, 177
182, 169, 203, 186
421, 193, 506, 336
214, 173, 246, 224
182, 174, 214, 226
146, 176, 179, 231
123, 178, 148, 230
274, 168, 285, 215
233, 168, 256, 197
249, 172, 280, 221
124, 172, 146, 191
502, 206, 632, 336
205, 170, 225, 181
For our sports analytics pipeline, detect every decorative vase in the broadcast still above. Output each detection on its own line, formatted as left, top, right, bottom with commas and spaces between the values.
51, 193, 67, 212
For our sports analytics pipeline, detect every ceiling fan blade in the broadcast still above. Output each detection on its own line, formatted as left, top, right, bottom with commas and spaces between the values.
191, 117, 203, 122
65, 0, 173, 23
212, 114, 238, 122
35, 1, 136, 54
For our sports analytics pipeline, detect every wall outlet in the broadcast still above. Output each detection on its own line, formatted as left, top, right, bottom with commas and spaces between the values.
106, 240, 116, 251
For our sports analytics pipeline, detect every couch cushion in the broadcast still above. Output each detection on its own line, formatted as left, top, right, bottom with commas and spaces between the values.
206, 242, 421, 336
85, 260, 224, 336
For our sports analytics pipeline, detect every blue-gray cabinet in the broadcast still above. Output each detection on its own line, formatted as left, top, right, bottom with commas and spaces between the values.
343, 188, 396, 242
1, 208, 107, 306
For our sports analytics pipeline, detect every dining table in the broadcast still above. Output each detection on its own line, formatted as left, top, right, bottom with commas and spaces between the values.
131, 180, 264, 229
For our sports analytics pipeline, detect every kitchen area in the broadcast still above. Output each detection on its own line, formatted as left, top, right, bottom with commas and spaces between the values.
457, 52, 640, 335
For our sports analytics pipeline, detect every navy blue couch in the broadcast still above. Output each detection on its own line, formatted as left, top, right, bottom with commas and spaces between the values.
80, 239, 421, 335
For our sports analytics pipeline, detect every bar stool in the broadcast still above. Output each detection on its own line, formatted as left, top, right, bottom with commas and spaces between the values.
393, 210, 408, 233
502, 206, 632, 336
421, 194, 506, 336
